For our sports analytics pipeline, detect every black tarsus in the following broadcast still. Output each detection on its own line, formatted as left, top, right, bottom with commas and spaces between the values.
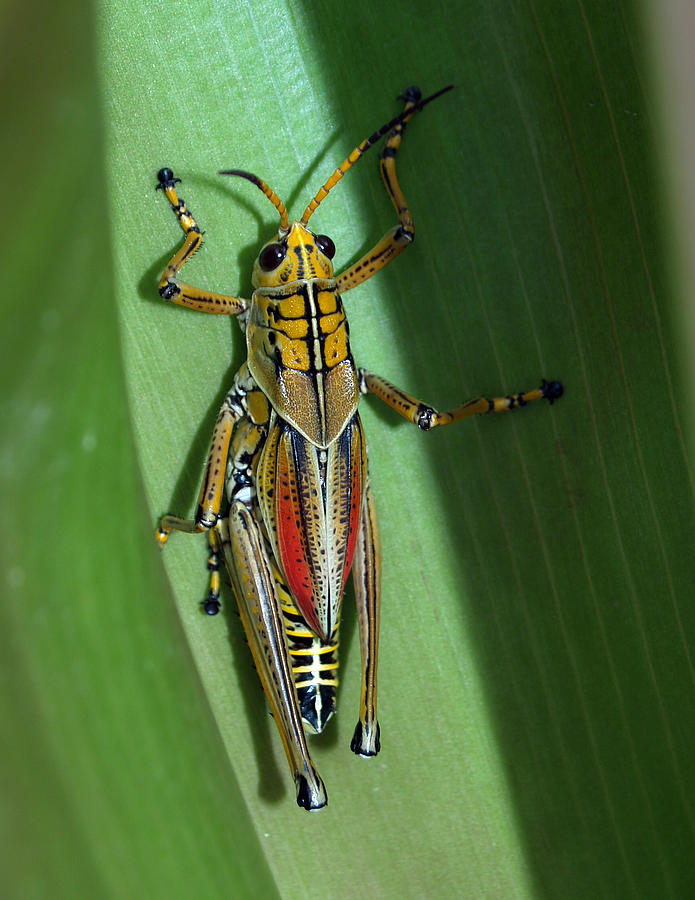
202, 596, 221, 616
541, 379, 564, 404
398, 85, 422, 105
156, 167, 181, 190
363, 84, 454, 151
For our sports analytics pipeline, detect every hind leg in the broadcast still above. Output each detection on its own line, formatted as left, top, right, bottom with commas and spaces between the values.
218, 509, 327, 810
351, 480, 382, 756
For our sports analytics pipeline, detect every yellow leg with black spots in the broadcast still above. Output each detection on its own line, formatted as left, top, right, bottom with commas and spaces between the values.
200, 528, 223, 616
156, 168, 249, 315
359, 369, 564, 431
156, 389, 241, 545
337, 86, 425, 293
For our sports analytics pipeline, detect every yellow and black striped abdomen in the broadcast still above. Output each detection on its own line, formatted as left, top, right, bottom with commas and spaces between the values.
246, 278, 359, 449
274, 572, 340, 735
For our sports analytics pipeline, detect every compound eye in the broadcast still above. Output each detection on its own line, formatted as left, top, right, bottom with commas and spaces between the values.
258, 242, 286, 271
315, 234, 336, 259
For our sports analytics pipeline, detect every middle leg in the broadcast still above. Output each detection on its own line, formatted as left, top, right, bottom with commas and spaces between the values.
360, 369, 563, 431
156, 386, 243, 547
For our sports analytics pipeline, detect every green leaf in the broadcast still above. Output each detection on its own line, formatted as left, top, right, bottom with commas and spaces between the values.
5, 0, 695, 896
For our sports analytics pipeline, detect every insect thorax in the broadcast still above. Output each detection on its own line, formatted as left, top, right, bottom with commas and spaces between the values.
246, 278, 359, 448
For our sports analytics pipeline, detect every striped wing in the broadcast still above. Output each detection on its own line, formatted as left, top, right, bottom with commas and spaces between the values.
257, 413, 367, 641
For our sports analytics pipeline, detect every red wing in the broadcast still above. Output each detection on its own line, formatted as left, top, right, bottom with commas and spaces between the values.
257, 414, 367, 641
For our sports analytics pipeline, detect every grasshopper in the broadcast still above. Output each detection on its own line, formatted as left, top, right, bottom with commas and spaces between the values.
154, 86, 562, 810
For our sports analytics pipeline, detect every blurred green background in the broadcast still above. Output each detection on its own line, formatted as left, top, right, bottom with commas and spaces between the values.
4, 0, 695, 897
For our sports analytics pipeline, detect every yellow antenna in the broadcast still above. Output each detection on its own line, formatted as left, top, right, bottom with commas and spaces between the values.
219, 169, 289, 232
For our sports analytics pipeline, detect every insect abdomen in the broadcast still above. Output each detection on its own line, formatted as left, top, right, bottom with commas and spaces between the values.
275, 575, 339, 734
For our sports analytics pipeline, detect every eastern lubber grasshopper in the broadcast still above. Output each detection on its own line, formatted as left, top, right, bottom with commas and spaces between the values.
154, 85, 563, 810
